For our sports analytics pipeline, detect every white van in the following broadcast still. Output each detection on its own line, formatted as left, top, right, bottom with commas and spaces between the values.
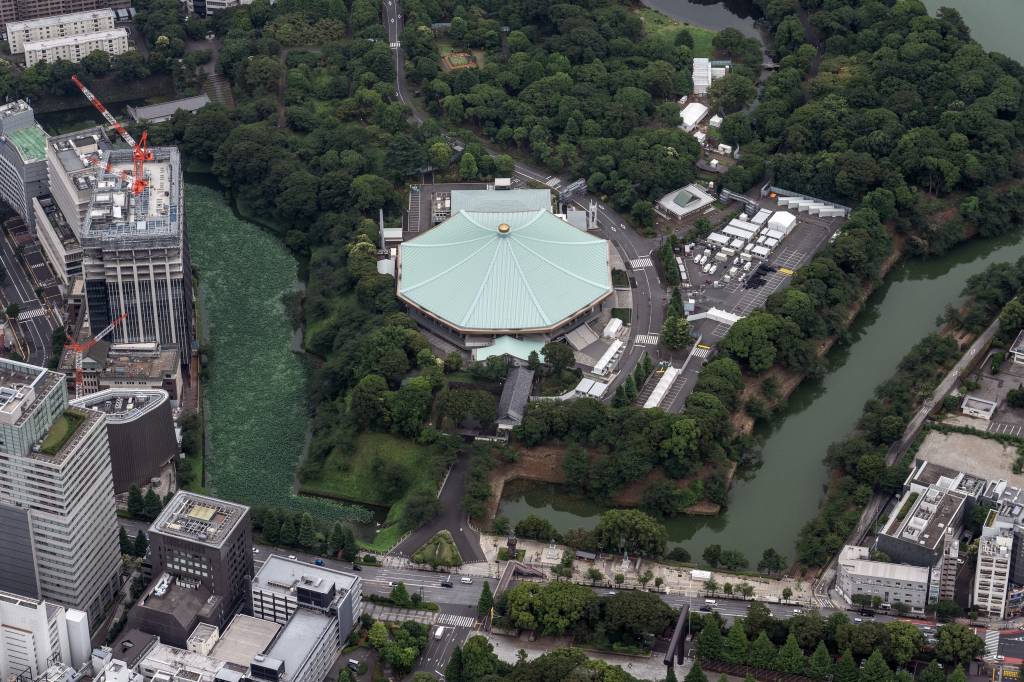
705, 599, 718, 606
434, 626, 445, 640
460, 577, 473, 584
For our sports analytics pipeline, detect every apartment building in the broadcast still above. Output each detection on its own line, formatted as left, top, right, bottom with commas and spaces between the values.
6, 8, 114, 52
0, 100, 48, 228
23, 27, 129, 67
975, 527, 1013, 620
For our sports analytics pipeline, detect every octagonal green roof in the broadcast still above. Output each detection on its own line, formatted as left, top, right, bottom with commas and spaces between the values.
398, 209, 611, 333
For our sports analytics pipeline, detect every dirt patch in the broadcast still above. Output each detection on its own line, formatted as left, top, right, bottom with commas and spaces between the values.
917, 429, 1023, 486
486, 444, 730, 521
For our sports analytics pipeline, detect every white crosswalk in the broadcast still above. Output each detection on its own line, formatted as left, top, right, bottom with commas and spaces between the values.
630, 257, 654, 269
635, 333, 659, 345
985, 629, 1000, 657
17, 307, 45, 320
691, 345, 711, 359
389, 41, 401, 48
437, 614, 476, 628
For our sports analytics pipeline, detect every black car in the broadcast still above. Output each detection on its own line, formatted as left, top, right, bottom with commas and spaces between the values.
441, 580, 453, 588
699, 605, 712, 612
351, 564, 362, 571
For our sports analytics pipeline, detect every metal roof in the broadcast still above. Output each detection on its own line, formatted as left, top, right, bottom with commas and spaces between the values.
472, 336, 545, 362
398, 209, 611, 332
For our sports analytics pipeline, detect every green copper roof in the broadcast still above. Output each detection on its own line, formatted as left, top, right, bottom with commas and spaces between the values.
472, 336, 546, 362
8, 126, 46, 162
398, 209, 611, 333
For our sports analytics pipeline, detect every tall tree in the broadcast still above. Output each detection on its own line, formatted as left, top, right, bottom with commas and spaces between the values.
477, 581, 493, 618
834, 650, 859, 682
696, 620, 724, 662
142, 488, 163, 520
807, 641, 833, 680
684, 663, 708, 682
127, 485, 144, 518
279, 515, 298, 546
133, 530, 149, 558
775, 633, 806, 675
935, 623, 984, 665
119, 526, 132, 555
724, 621, 749, 664
748, 631, 777, 669
298, 513, 318, 549
860, 650, 893, 682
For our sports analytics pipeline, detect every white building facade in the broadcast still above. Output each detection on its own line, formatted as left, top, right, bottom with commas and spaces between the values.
0, 591, 91, 682
23, 27, 129, 67
835, 545, 931, 612
6, 9, 115, 53
975, 529, 1013, 619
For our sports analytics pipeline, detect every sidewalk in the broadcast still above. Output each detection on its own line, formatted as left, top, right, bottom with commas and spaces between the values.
478, 534, 818, 605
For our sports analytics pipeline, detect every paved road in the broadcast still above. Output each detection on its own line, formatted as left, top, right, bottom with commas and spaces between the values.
0, 230, 56, 366
391, 454, 485, 562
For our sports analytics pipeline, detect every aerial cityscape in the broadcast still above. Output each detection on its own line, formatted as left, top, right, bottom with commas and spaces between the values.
1, 0, 1024, 681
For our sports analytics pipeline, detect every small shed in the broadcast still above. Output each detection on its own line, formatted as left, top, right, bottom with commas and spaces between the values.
679, 102, 709, 132
961, 395, 997, 421
708, 115, 723, 128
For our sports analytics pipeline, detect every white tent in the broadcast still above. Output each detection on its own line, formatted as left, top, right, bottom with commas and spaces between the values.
768, 211, 797, 235
679, 102, 709, 131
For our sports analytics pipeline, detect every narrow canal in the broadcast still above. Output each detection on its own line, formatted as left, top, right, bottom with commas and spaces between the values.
500, 232, 1024, 564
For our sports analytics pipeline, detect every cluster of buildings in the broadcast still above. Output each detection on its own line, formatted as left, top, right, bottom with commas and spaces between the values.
6, 9, 130, 67
836, 459, 1024, 619
0, 99, 196, 392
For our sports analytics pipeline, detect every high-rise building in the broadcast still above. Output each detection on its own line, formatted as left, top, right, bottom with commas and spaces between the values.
136, 492, 252, 645
0, 100, 48, 228
974, 525, 1013, 620
0, 590, 91, 682
80, 146, 194, 372
6, 8, 115, 52
0, 358, 121, 619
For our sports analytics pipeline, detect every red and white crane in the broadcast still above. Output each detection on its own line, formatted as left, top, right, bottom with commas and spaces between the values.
70, 74, 153, 195
65, 313, 127, 400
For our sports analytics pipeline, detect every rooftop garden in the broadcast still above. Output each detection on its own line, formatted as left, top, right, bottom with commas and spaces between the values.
40, 410, 85, 455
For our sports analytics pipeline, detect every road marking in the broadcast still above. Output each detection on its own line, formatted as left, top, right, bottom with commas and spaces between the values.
16, 306, 45, 320
629, 256, 654, 269
390, 41, 401, 48
635, 333, 659, 346
436, 614, 476, 627
691, 345, 711, 358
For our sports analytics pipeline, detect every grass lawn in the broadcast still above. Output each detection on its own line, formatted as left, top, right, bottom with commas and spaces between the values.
635, 6, 716, 58
40, 411, 85, 455
412, 531, 463, 567
300, 432, 433, 505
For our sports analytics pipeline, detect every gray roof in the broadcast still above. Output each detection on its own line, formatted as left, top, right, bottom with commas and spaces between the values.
252, 555, 359, 598
264, 609, 333, 680
497, 367, 534, 425
149, 492, 249, 549
127, 95, 211, 122
211, 616, 280, 668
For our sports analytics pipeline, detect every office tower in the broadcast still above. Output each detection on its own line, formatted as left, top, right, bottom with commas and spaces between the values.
0, 590, 91, 682
0, 100, 47, 228
0, 358, 121, 619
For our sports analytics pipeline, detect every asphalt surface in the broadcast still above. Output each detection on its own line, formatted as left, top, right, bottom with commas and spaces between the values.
0, 229, 56, 366
391, 455, 485, 562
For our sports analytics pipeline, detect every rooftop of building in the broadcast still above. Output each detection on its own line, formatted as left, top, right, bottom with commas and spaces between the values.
140, 642, 228, 682
0, 100, 31, 119
34, 195, 80, 248
6, 8, 114, 31
71, 388, 168, 423
109, 628, 159, 668
883, 482, 968, 551
838, 545, 930, 581
497, 366, 533, 425
49, 127, 106, 182
907, 460, 987, 497
6, 125, 47, 163
24, 27, 127, 51
0, 358, 62, 430
30, 407, 100, 464
210, 616, 280, 668
151, 492, 248, 548
398, 205, 611, 333
253, 555, 359, 599
448, 188, 551, 214
0, 589, 47, 610
81, 146, 181, 248
127, 95, 211, 123
137, 573, 220, 627
260, 609, 333, 682
100, 344, 179, 380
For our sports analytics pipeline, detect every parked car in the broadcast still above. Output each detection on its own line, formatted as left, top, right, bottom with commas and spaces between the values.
351, 564, 362, 571
314, 559, 325, 566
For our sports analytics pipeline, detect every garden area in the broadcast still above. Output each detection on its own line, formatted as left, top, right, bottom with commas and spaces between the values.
187, 183, 372, 524
633, 7, 715, 58
411, 531, 462, 567
439, 44, 480, 70
40, 410, 85, 455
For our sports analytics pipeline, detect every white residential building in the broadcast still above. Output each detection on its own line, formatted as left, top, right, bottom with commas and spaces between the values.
23, 27, 128, 67
0, 359, 121, 619
0, 591, 91, 682
974, 529, 1013, 620
835, 545, 931, 612
6, 9, 115, 53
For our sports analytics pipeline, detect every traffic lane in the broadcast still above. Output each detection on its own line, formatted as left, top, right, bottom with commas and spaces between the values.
417, 625, 471, 676
1001, 635, 1024, 660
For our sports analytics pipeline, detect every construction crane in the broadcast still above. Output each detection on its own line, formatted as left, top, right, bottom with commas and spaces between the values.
70, 74, 153, 195
65, 313, 127, 400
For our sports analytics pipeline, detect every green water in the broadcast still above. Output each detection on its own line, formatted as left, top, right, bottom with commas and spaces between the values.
499, 230, 1024, 564
921, 0, 1024, 62
186, 183, 372, 523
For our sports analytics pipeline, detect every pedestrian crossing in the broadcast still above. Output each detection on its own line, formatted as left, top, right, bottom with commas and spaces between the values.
389, 41, 401, 48
635, 333, 659, 346
436, 614, 476, 628
17, 307, 45, 320
691, 344, 711, 359
630, 256, 654, 269
985, 629, 1000, 657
